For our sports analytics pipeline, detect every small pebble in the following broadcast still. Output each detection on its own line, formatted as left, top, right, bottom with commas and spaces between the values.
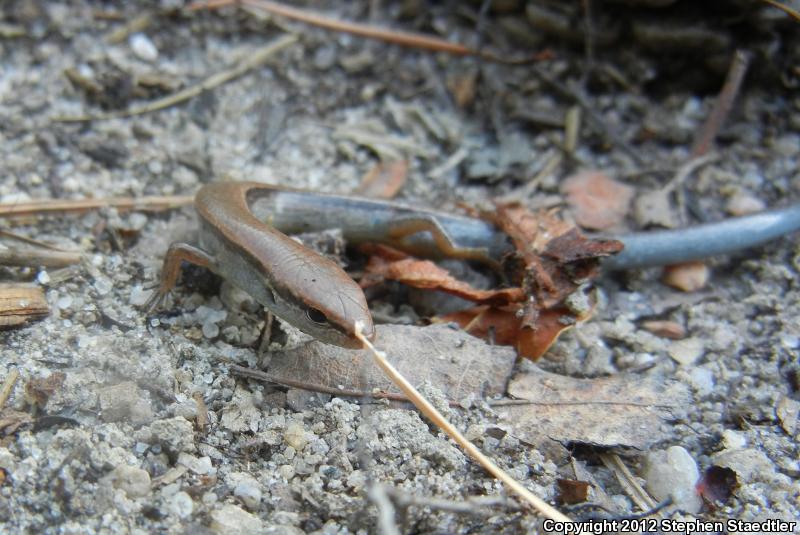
643, 446, 702, 513
561, 170, 634, 230
177, 453, 215, 475
36, 270, 50, 284
668, 337, 705, 366
129, 285, 150, 307
210, 504, 262, 535
169, 491, 194, 519
234, 478, 262, 510
686, 367, 715, 395
109, 464, 151, 498
277, 465, 295, 480
641, 320, 686, 340
726, 193, 765, 216
129, 33, 158, 62
284, 422, 307, 451
721, 430, 747, 450
94, 277, 113, 296
662, 261, 709, 292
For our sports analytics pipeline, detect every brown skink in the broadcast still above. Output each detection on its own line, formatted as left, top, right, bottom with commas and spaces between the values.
148, 181, 800, 348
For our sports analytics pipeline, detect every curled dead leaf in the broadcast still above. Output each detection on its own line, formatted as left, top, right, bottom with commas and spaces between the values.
356, 160, 408, 199
696, 465, 738, 509
362, 252, 525, 305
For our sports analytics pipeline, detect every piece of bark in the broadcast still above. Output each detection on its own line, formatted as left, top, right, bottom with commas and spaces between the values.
265, 324, 517, 402
495, 367, 689, 450
0, 284, 49, 328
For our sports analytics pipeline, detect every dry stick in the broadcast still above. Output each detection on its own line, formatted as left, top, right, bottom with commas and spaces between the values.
0, 368, 20, 410
691, 50, 751, 158
229, 364, 413, 403
0, 249, 82, 268
52, 34, 298, 122
760, 0, 800, 22
191, 0, 541, 64
0, 195, 193, 219
599, 452, 658, 513
353, 322, 571, 523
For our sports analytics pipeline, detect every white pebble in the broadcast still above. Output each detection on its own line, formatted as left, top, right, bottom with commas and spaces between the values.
234, 479, 262, 510
129, 33, 158, 62
36, 270, 50, 284
177, 453, 216, 476
686, 367, 715, 395
169, 491, 194, 519
210, 504, 262, 535
94, 277, 113, 296
129, 285, 150, 307
643, 446, 702, 513
110, 464, 151, 498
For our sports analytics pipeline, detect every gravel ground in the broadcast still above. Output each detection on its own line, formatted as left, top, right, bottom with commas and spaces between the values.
1, 1, 799, 534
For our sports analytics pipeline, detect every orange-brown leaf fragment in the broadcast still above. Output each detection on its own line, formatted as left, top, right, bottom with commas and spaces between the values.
557, 479, 591, 504
356, 160, 408, 199
642, 320, 686, 340
561, 170, 634, 230
438, 302, 588, 360
363, 256, 524, 304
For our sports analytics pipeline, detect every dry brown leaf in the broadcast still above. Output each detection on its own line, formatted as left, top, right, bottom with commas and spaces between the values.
561, 170, 634, 230
438, 302, 591, 361
361, 206, 619, 360
362, 254, 525, 305
356, 160, 408, 199
265, 323, 517, 401
662, 261, 710, 292
495, 367, 689, 449
25, 372, 66, 409
490, 204, 622, 308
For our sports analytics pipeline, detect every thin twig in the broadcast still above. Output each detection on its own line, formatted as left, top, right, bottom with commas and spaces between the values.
531, 67, 644, 164
0, 230, 71, 251
354, 322, 571, 522
368, 483, 402, 535
0, 248, 82, 268
190, 0, 544, 65
0, 368, 20, 410
53, 34, 298, 122
691, 50, 751, 157
229, 364, 414, 403
759, 0, 800, 22
0, 195, 193, 219
599, 453, 658, 513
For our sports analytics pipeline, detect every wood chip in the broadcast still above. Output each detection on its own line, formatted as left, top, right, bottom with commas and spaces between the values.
0, 284, 49, 328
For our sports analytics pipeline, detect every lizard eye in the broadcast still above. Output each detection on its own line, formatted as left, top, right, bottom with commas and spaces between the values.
306, 307, 328, 325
